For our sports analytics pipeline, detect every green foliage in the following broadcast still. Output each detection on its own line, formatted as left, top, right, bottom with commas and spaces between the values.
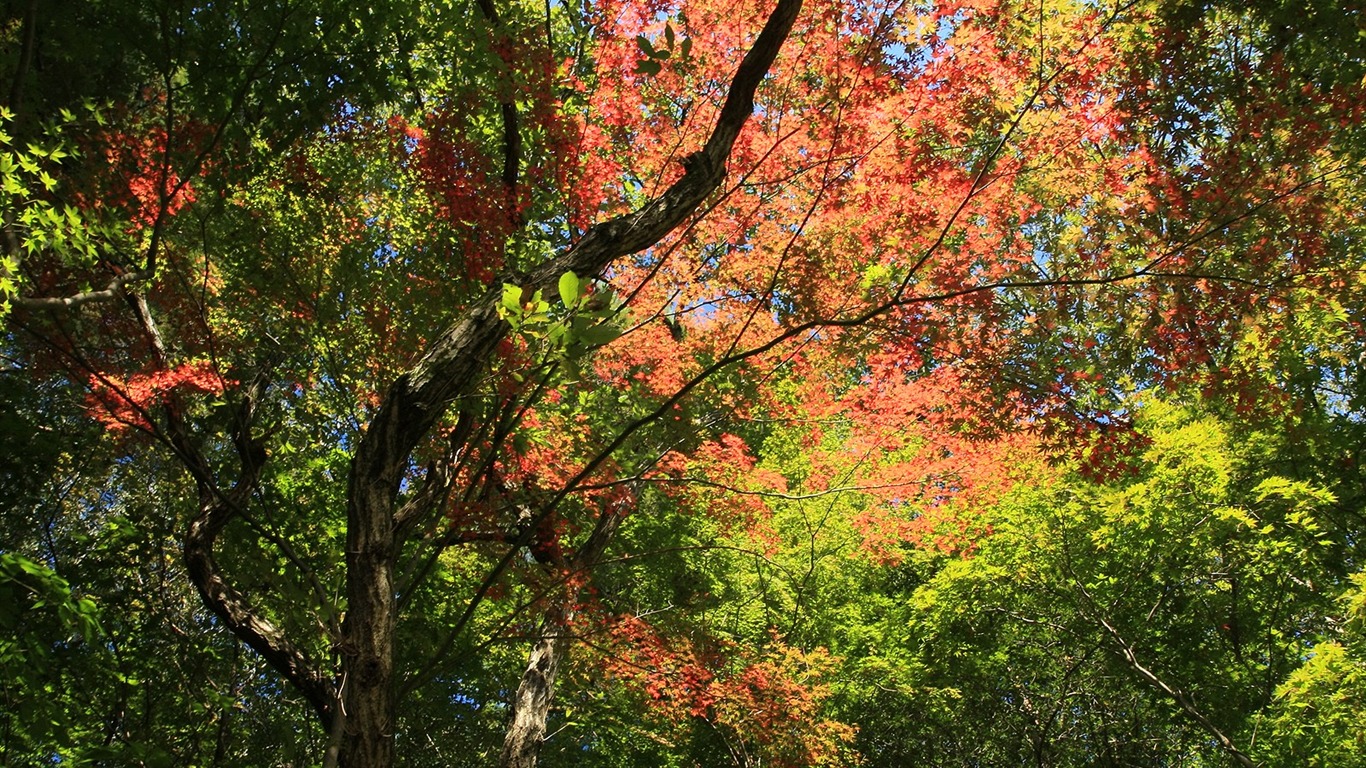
0, 551, 106, 758
2, 0, 1364, 765
0, 107, 104, 318
806, 395, 1363, 765
633, 22, 693, 77
1261, 640, 1366, 767
499, 273, 624, 378
0, 553, 101, 643
1254, 572, 1366, 767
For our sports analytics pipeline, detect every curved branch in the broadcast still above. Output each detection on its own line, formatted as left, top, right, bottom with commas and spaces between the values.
344, 6, 806, 748
352, 0, 805, 521
1062, 538, 1258, 768
179, 369, 338, 728
129, 291, 335, 729
184, 492, 339, 727
1092, 611, 1258, 768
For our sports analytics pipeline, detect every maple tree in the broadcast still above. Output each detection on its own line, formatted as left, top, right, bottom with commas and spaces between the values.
2, 0, 1364, 766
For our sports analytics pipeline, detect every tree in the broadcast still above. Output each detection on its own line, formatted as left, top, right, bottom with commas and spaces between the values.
2, 0, 1363, 765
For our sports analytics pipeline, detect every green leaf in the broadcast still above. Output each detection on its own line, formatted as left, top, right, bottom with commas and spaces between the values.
501, 283, 524, 313
558, 271, 580, 307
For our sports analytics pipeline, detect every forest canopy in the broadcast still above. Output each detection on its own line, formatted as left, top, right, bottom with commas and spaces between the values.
1, 0, 1364, 766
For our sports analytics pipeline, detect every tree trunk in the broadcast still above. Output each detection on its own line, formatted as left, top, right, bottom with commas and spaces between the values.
340, 473, 400, 767
500, 493, 631, 768
500, 603, 573, 768
329, 1, 803, 762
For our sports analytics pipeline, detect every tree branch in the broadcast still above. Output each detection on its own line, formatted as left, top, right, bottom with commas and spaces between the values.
351, 0, 805, 530
6, 0, 38, 115
180, 366, 338, 729
15, 268, 156, 311
1092, 611, 1258, 768
473, 0, 523, 196
1064, 552, 1259, 768
123, 284, 335, 723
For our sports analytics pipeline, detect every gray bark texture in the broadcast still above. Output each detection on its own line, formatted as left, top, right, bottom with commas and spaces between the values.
500, 604, 574, 768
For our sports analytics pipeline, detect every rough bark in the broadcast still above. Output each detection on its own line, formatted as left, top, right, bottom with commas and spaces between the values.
338, 466, 404, 766
500, 604, 574, 768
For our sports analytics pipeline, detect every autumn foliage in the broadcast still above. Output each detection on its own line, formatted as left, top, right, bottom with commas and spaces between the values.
3, 0, 1365, 765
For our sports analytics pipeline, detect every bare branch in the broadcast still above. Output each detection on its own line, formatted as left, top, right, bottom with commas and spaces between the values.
473, 0, 523, 197
15, 268, 155, 311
